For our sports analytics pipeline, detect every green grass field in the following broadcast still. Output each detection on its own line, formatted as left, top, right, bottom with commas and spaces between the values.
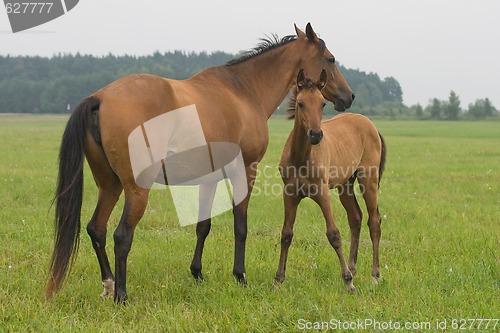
0, 115, 498, 332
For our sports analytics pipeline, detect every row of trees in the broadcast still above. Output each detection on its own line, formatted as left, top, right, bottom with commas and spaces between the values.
0, 52, 233, 114
395, 92, 498, 120
0, 52, 401, 114
0, 53, 497, 119
420, 93, 497, 120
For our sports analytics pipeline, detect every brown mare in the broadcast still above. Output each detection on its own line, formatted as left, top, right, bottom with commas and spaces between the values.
274, 69, 386, 291
45, 23, 355, 302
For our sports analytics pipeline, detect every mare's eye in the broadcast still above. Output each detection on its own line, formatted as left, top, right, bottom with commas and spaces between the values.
298, 101, 304, 109
328, 57, 336, 64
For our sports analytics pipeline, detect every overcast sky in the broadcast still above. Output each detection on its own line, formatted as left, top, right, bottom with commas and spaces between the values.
1, 0, 499, 108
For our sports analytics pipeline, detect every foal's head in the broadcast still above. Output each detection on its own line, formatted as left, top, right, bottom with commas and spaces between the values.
290, 69, 327, 145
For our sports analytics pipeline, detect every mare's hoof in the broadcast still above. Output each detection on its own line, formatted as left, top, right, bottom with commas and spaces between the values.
192, 271, 204, 281
234, 272, 247, 286
114, 292, 128, 304
190, 265, 204, 281
100, 278, 115, 298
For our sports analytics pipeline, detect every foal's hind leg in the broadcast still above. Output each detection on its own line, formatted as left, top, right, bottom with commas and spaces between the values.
359, 177, 382, 283
338, 178, 363, 277
85, 136, 123, 297
312, 186, 355, 292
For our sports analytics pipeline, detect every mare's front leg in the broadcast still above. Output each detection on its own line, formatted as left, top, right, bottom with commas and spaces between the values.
274, 194, 301, 286
312, 185, 355, 292
232, 165, 258, 284
190, 182, 217, 280
113, 188, 149, 303
233, 199, 248, 284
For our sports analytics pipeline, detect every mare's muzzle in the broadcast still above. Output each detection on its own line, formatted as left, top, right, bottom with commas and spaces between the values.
308, 129, 323, 145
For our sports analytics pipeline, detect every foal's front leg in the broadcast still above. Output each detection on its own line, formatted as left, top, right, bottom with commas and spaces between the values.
274, 194, 301, 286
312, 186, 355, 292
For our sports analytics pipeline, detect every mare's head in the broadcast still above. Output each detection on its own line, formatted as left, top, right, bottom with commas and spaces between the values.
295, 23, 354, 111
290, 69, 327, 145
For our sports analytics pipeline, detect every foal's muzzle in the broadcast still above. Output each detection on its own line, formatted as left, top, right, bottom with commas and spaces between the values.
308, 129, 323, 145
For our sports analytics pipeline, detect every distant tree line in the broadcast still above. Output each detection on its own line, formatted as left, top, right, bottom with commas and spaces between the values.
0, 52, 402, 115
380, 91, 498, 121
0, 52, 232, 113
0, 52, 497, 120
418, 92, 497, 120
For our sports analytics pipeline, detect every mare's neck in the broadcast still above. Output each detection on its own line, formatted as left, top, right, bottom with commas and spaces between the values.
223, 43, 301, 119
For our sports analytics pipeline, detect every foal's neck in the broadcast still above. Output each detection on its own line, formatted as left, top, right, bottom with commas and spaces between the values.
289, 118, 313, 165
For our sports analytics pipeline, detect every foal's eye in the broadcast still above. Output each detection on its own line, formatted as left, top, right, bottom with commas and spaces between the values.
328, 56, 336, 64
298, 101, 304, 109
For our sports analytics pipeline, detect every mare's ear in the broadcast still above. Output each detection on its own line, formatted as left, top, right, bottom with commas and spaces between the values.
294, 24, 306, 38
296, 69, 305, 89
318, 69, 327, 90
305, 23, 319, 43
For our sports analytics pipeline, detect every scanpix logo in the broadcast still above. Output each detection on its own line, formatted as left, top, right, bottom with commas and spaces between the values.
3, 0, 78, 33
128, 105, 248, 226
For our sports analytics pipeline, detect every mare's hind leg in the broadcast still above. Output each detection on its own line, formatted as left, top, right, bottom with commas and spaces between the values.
312, 186, 355, 292
338, 177, 363, 276
87, 188, 122, 297
190, 182, 217, 280
85, 135, 123, 297
113, 187, 149, 303
359, 177, 382, 283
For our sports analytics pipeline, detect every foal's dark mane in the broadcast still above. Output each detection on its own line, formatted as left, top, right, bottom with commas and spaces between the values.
286, 77, 319, 120
225, 34, 297, 66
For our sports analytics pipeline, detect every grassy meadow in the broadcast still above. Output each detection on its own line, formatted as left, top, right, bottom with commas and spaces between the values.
0, 115, 498, 332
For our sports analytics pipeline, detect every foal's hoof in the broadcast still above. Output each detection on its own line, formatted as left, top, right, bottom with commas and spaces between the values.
273, 281, 284, 290
273, 273, 285, 288
371, 272, 382, 285
273, 278, 284, 288
343, 272, 356, 293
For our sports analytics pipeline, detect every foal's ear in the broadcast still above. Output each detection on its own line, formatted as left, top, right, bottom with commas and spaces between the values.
305, 23, 319, 43
318, 69, 327, 90
294, 24, 306, 38
296, 69, 305, 89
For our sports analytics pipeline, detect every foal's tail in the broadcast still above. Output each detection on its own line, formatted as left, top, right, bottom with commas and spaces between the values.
378, 132, 387, 187
45, 96, 100, 300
